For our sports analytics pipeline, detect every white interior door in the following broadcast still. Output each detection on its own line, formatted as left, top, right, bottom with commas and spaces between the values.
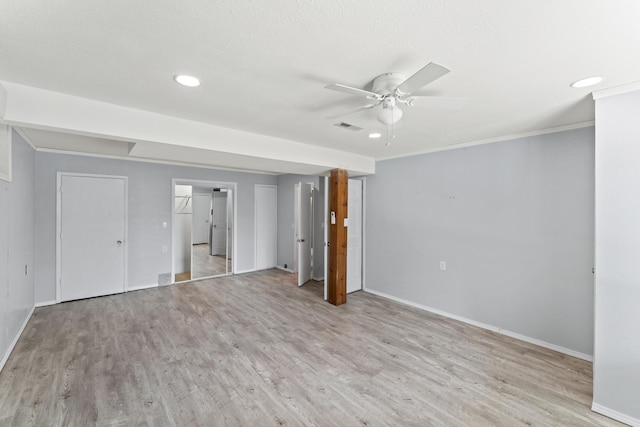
347, 179, 363, 293
59, 174, 126, 302
297, 182, 313, 287
226, 190, 233, 267
255, 185, 277, 270
211, 191, 227, 255
192, 193, 211, 245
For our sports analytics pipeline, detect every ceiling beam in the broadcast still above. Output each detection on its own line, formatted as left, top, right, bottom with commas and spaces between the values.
0, 81, 375, 176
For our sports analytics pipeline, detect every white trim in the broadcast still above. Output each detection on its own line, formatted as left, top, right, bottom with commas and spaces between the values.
592, 403, 640, 427
276, 265, 295, 273
364, 288, 593, 362
35, 300, 57, 308
56, 172, 129, 303
592, 80, 640, 100
376, 121, 595, 162
36, 147, 279, 176
360, 177, 367, 292
0, 305, 35, 373
171, 178, 238, 284
171, 181, 176, 283
293, 183, 300, 274
234, 268, 257, 275
312, 276, 324, 282
128, 283, 158, 292
12, 127, 37, 150
123, 179, 129, 293
323, 176, 328, 301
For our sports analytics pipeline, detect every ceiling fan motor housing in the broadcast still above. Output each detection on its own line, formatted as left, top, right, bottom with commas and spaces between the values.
372, 73, 406, 96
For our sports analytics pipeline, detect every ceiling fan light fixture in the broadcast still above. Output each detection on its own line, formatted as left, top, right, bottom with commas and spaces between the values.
174, 74, 201, 87
368, 132, 382, 139
570, 76, 603, 88
377, 106, 403, 125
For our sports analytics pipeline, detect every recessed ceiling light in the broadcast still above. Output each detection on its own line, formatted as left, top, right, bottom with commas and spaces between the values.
174, 74, 200, 87
368, 132, 382, 139
570, 76, 603, 88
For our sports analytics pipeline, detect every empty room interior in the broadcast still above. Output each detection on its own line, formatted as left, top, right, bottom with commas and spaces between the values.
1, 1, 640, 426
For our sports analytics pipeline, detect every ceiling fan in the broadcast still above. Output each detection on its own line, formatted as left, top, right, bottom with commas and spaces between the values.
325, 62, 456, 127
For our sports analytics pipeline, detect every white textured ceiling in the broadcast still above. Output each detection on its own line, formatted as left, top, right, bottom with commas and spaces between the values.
1, 1, 640, 173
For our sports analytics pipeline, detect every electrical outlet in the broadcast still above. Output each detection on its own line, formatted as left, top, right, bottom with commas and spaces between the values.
440, 261, 446, 271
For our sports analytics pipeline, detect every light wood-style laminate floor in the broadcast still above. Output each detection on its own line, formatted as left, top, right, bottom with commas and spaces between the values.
191, 243, 229, 279
0, 270, 623, 426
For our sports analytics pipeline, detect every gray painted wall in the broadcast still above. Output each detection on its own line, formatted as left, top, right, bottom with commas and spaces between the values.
0, 130, 35, 367
365, 127, 595, 356
276, 174, 324, 279
34, 152, 276, 303
593, 90, 640, 423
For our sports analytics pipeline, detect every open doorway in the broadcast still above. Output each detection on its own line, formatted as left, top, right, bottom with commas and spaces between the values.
275, 175, 328, 297
172, 179, 236, 283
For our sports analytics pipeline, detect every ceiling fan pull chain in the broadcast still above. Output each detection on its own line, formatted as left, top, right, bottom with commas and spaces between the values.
386, 109, 393, 147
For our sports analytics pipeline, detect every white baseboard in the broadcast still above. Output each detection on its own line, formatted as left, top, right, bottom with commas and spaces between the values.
235, 268, 257, 275
0, 305, 35, 373
313, 276, 324, 282
35, 300, 57, 308
276, 265, 294, 273
592, 402, 640, 426
364, 288, 593, 362
128, 283, 158, 291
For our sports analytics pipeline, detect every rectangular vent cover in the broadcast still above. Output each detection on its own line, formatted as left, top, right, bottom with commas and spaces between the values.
334, 122, 363, 132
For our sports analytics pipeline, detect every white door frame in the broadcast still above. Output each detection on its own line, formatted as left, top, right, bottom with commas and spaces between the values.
171, 178, 237, 283
211, 191, 228, 255
346, 178, 363, 293
361, 177, 367, 291
296, 182, 313, 286
293, 183, 299, 273
56, 172, 129, 304
323, 176, 329, 300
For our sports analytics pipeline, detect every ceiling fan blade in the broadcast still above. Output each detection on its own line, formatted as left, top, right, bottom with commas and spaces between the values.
395, 62, 450, 95
326, 102, 380, 120
325, 83, 382, 99
406, 96, 467, 110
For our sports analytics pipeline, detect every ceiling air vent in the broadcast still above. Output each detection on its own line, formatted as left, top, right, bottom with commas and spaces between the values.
334, 122, 363, 132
